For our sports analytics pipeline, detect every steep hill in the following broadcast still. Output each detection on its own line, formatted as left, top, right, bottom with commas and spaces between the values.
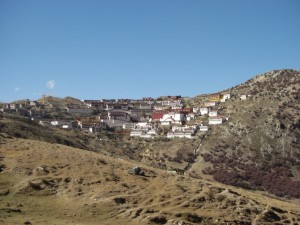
1, 137, 300, 225
188, 69, 300, 198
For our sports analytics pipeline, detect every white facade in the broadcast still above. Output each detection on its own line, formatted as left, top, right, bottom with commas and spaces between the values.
147, 129, 157, 136
220, 93, 231, 102
167, 131, 193, 139
193, 107, 199, 113
51, 120, 72, 127
108, 112, 130, 122
240, 95, 247, 100
208, 117, 223, 125
162, 100, 182, 107
6, 104, 24, 109
161, 121, 171, 126
204, 102, 216, 107
209, 111, 218, 117
123, 123, 135, 129
38, 119, 51, 126
200, 108, 209, 115
199, 125, 209, 132
62, 124, 72, 129
130, 129, 157, 138
186, 113, 195, 121
130, 130, 143, 137
160, 112, 185, 125
168, 125, 197, 138
134, 122, 152, 130
30, 101, 39, 107
171, 106, 183, 110
139, 104, 152, 110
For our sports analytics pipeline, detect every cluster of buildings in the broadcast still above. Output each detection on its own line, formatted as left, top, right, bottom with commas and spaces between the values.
1, 93, 237, 139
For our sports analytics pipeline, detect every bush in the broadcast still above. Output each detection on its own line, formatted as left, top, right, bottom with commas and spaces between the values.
149, 216, 167, 224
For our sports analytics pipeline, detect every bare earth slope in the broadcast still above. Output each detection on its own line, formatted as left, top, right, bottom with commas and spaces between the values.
1, 137, 300, 225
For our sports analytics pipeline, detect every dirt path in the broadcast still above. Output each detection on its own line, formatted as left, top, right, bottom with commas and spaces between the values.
184, 133, 207, 174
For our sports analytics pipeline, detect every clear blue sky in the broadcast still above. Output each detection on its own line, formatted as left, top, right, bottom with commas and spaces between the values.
1, 0, 299, 102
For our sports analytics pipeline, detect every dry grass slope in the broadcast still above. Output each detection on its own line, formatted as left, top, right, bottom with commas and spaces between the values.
1, 137, 300, 225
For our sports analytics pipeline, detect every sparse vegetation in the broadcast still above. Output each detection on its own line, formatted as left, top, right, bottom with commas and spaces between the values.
0, 69, 300, 224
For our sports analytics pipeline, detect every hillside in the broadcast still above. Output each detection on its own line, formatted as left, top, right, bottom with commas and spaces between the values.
1, 69, 299, 200
1, 69, 300, 222
1, 137, 300, 225
37, 96, 83, 108
188, 69, 300, 197
0, 116, 90, 150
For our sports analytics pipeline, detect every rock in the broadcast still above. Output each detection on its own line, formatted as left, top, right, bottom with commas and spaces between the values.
35, 166, 49, 175
0, 163, 6, 172
113, 197, 126, 205
263, 210, 281, 222
149, 216, 168, 224
64, 177, 71, 183
0, 189, 10, 196
28, 181, 42, 190
1, 208, 22, 213
128, 166, 145, 176
271, 206, 287, 214
23, 221, 32, 225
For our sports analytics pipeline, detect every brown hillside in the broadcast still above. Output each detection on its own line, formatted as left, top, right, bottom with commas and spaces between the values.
188, 69, 300, 198
1, 137, 300, 225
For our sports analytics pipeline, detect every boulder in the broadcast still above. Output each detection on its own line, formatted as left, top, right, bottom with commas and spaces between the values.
128, 166, 145, 176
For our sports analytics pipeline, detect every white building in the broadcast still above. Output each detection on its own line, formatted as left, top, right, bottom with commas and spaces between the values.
209, 110, 218, 117
167, 131, 194, 139
160, 121, 171, 126
186, 113, 195, 121
134, 122, 152, 130
130, 129, 157, 138
204, 102, 217, 107
108, 111, 130, 122
50, 120, 73, 128
160, 112, 185, 125
35, 118, 51, 126
147, 129, 157, 136
240, 95, 247, 100
123, 123, 135, 130
171, 105, 183, 110
199, 125, 209, 132
220, 93, 231, 102
193, 107, 199, 113
30, 101, 40, 107
139, 104, 153, 110
130, 130, 143, 137
200, 108, 209, 115
167, 125, 197, 139
162, 100, 182, 107
208, 117, 223, 125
